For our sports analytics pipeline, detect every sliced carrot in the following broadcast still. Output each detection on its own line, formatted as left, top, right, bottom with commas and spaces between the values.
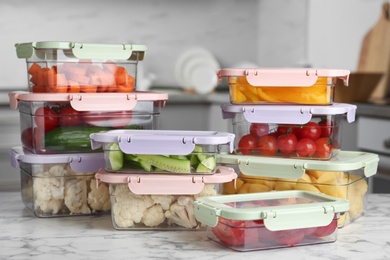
103, 61, 118, 74
80, 85, 98, 93
45, 67, 57, 88
29, 75, 38, 85
68, 80, 80, 93
66, 72, 90, 85
56, 73, 68, 86
36, 68, 50, 88
115, 66, 128, 85
28, 63, 41, 76
98, 71, 115, 92
31, 85, 46, 93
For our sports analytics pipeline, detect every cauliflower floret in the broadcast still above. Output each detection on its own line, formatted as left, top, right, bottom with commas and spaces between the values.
142, 204, 166, 227
112, 184, 154, 228
151, 195, 176, 210
64, 178, 91, 215
194, 184, 218, 199
33, 165, 66, 214
87, 179, 111, 213
165, 196, 198, 229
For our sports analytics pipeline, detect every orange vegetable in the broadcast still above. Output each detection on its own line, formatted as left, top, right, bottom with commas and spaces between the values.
115, 66, 128, 85
68, 80, 80, 93
80, 85, 98, 93
28, 63, 41, 76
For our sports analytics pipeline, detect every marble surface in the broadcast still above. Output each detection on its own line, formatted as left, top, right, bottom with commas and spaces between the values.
0, 192, 389, 260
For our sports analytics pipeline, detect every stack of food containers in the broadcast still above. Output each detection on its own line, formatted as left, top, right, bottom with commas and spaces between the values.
193, 68, 380, 251
8, 41, 168, 217
90, 129, 237, 230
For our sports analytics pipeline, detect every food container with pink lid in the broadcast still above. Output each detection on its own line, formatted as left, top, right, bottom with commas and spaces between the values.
94, 166, 237, 230
8, 91, 168, 154
221, 103, 357, 160
9, 146, 110, 217
15, 41, 146, 93
217, 151, 379, 228
90, 130, 235, 174
217, 68, 350, 105
193, 190, 349, 251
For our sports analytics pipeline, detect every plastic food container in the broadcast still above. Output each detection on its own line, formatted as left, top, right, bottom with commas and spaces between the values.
217, 151, 379, 227
94, 166, 237, 230
9, 91, 168, 154
90, 130, 235, 174
217, 68, 350, 105
221, 103, 357, 160
10, 146, 110, 217
15, 41, 146, 93
193, 190, 349, 251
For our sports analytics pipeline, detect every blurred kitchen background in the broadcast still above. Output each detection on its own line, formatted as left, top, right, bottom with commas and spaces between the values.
1, 0, 389, 191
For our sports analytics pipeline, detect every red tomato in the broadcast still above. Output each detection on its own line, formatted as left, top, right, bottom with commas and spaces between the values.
276, 124, 300, 137
22, 127, 44, 151
315, 137, 333, 158
59, 106, 83, 126
249, 123, 269, 138
34, 106, 59, 133
257, 134, 278, 156
274, 229, 305, 247
238, 134, 257, 155
313, 219, 337, 237
212, 219, 259, 246
277, 133, 298, 154
319, 119, 333, 137
296, 138, 317, 157
21, 127, 33, 149
299, 122, 321, 141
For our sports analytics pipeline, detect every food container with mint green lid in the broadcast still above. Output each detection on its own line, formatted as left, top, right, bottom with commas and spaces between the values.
8, 91, 167, 154
217, 68, 350, 105
221, 103, 357, 160
15, 41, 146, 93
94, 166, 237, 230
193, 190, 349, 251
9, 146, 110, 217
217, 151, 379, 227
90, 130, 235, 175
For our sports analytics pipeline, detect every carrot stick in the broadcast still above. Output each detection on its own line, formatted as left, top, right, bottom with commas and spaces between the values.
28, 63, 41, 76
68, 80, 80, 93
115, 66, 128, 85
80, 85, 98, 93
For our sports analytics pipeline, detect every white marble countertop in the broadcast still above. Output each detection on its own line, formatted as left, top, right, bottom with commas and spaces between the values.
1, 192, 390, 260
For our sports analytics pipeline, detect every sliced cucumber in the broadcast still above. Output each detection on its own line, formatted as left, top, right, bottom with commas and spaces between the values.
189, 154, 200, 166
136, 154, 191, 173
200, 156, 216, 170
170, 155, 189, 160
196, 163, 212, 173
107, 143, 123, 171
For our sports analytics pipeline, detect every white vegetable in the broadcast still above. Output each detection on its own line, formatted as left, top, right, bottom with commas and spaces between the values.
165, 196, 198, 229
64, 178, 91, 215
142, 204, 166, 227
87, 179, 111, 213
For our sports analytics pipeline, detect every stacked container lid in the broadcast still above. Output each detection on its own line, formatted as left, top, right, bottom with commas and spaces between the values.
192, 68, 380, 251
9, 41, 168, 217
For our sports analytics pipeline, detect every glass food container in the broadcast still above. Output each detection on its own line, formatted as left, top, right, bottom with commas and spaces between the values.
10, 146, 110, 217
193, 190, 349, 251
15, 41, 146, 93
217, 151, 379, 227
217, 68, 350, 105
94, 166, 237, 230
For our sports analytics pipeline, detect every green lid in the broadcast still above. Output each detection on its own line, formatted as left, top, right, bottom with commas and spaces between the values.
194, 190, 349, 230
217, 151, 379, 179
15, 41, 147, 60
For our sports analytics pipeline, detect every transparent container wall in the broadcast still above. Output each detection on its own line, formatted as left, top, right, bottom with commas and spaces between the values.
19, 163, 110, 217
109, 182, 220, 230
228, 76, 335, 105
103, 144, 220, 175
207, 215, 339, 252
231, 114, 343, 160
18, 100, 161, 154
25, 48, 140, 93
222, 168, 368, 228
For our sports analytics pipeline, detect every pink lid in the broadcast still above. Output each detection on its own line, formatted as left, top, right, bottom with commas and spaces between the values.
217, 68, 350, 87
8, 91, 168, 111
95, 166, 237, 195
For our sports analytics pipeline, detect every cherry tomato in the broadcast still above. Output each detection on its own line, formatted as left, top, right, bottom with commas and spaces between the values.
296, 138, 317, 157
276, 124, 300, 137
21, 127, 44, 152
249, 123, 269, 138
313, 218, 337, 237
257, 134, 278, 156
277, 133, 297, 154
34, 106, 59, 132
21, 127, 33, 149
319, 119, 333, 137
238, 134, 257, 155
315, 137, 333, 158
59, 106, 83, 126
274, 229, 305, 247
212, 218, 259, 246
299, 122, 321, 141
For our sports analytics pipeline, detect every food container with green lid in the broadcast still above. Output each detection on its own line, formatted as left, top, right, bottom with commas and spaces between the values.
193, 190, 349, 251
9, 91, 167, 154
221, 103, 356, 160
217, 151, 379, 227
95, 166, 237, 230
90, 130, 235, 175
9, 146, 110, 217
217, 68, 350, 105
15, 41, 146, 93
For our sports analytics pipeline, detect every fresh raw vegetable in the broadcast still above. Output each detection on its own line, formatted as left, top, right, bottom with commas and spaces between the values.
107, 144, 216, 173
28, 61, 135, 93
34, 106, 59, 132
